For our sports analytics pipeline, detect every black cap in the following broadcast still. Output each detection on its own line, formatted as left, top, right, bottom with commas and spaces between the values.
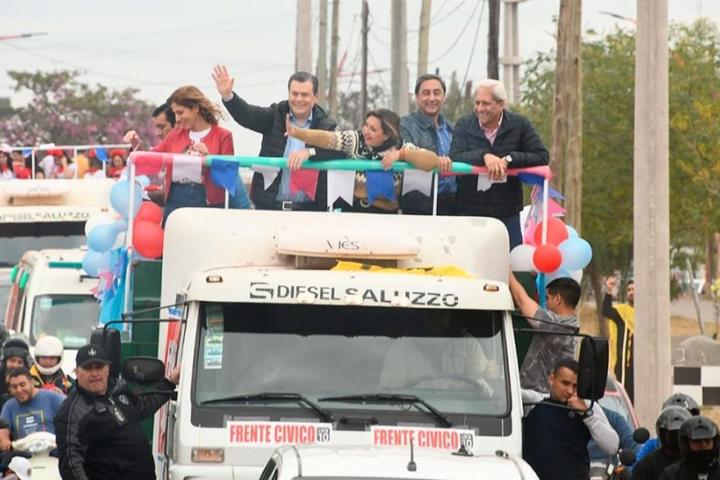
76, 344, 110, 369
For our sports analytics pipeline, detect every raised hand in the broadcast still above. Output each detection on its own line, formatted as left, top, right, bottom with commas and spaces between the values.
212, 65, 235, 100
284, 114, 298, 138
123, 130, 141, 150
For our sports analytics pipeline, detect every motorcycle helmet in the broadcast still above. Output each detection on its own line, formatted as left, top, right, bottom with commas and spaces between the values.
663, 393, 700, 415
1, 336, 30, 368
678, 416, 720, 474
33, 335, 64, 376
656, 406, 692, 454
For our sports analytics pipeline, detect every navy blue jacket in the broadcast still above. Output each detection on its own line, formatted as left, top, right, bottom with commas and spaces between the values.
449, 109, 548, 217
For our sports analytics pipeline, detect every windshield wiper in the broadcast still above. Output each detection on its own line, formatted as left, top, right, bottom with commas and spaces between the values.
201, 392, 334, 423
318, 393, 452, 428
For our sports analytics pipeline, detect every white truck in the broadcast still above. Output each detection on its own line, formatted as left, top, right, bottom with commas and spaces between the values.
112, 208, 605, 480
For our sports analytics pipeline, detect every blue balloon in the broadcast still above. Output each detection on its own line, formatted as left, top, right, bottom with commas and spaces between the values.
110, 180, 142, 218
82, 250, 112, 277
87, 224, 119, 252
566, 226, 579, 238
559, 237, 593, 271
136, 175, 150, 188
112, 218, 129, 232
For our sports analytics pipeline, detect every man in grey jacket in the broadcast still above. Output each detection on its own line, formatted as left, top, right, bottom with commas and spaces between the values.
399, 74, 456, 215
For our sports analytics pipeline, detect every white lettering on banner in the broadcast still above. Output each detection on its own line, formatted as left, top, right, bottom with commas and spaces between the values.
227, 421, 332, 446
248, 282, 460, 308
371, 426, 475, 451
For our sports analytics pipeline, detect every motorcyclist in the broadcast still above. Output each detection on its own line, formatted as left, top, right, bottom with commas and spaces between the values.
636, 393, 700, 462
30, 336, 72, 395
0, 338, 31, 410
632, 406, 693, 480
659, 415, 720, 480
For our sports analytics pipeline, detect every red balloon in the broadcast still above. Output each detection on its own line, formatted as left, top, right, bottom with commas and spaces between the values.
133, 220, 164, 259
533, 244, 562, 273
533, 218, 569, 246
135, 201, 163, 225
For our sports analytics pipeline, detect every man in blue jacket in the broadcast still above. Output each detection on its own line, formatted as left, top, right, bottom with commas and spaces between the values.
450, 79, 549, 248
399, 74, 456, 215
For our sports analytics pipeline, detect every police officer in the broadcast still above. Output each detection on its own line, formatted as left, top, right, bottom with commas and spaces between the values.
659, 415, 720, 480
633, 406, 692, 480
54, 345, 180, 480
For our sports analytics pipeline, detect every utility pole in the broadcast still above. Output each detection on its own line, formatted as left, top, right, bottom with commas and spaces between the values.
550, 0, 582, 231
295, 0, 313, 72
316, 0, 329, 107
328, 0, 340, 116
634, 0, 670, 428
501, 0, 524, 104
417, 0, 432, 76
391, 0, 409, 115
361, 0, 369, 119
487, 0, 500, 79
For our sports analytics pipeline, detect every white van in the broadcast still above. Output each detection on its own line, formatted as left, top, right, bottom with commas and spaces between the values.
117, 209, 605, 480
4, 248, 100, 371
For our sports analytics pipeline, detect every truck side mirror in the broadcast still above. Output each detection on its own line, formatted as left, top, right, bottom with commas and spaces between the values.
90, 327, 122, 379
577, 336, 609, 401
122, 357, 166, 385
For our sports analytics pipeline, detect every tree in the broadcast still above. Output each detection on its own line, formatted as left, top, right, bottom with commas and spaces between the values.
0, 70, 157, 146
520, 20, 720, 307
336, 84, 391, 130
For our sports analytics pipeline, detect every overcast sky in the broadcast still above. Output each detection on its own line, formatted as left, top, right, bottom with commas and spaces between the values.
0, 0, 713, 152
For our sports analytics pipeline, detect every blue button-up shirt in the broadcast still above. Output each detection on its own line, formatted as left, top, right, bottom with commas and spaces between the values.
277, 111, 314, 202
435, 116, 456, 194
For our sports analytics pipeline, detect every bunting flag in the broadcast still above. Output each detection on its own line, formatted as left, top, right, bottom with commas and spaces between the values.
326, 171, 355, 209
290, 169, 319, 201
401, 170, 433, 196
95, 148, 108, 162
171, 155, 202, 183
517, 172, 544, 186
366, 171, 396, 204
132, 152, 165, 176
210, 159, 239, 197
547, 198, 566, 216
254, 166, 280, 190
476, 174, 506, 192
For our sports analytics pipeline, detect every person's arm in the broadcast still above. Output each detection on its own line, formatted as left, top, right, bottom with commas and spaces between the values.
509, 272, 541, 327
219, 130, 234, 155
285, 117, 341, 151
223, 95, 276, 134
134, 364, 180, 419
0, 429, 10, 451
604, 407, 638, 452
402, 147, 439, 172
581, 401, 620, 455
505, 117, 549, 168
449, 115, 492, 166
55, 398, 91, 480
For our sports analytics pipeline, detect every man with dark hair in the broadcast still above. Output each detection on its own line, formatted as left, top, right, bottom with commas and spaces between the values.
509, 273, 581, 393
450, 79, 549, 248
0, 367, 64, 450
212, 64, 338, 211
603, 275, 635, 401
152, 103, 176, 140
523, 358, 619, 480
399, 74, 456, 215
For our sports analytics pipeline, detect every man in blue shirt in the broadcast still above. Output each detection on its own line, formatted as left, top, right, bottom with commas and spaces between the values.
400, 74, 456, 215
0, 367, 64, 450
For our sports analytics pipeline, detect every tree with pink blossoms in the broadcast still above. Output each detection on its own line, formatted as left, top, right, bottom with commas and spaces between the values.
0, 70, 159, 147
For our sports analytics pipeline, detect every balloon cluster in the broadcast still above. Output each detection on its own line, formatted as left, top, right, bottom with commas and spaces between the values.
83, 177, 164, 276
510, 217, 592, 282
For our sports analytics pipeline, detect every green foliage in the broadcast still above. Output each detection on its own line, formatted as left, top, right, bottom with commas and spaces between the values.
519, 21, 720, 277
0, 70, 157, 146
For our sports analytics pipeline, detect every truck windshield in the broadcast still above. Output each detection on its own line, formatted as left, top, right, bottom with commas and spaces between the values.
30, 294, 100, 348
193, 302, 508, 420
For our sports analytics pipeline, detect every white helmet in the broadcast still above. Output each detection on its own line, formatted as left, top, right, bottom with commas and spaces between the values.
34, 336, 64, 376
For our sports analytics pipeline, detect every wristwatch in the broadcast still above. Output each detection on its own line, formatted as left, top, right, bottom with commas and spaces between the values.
307, 148, 317, 157
502, 154, 513, 164
578, 408, 594, 419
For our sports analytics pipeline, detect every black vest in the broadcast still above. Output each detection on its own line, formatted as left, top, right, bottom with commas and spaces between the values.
523, 399, 592, 480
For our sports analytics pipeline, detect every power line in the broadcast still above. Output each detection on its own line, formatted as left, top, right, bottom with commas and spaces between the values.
462, 0, 487, 86
429, 0, 483, 64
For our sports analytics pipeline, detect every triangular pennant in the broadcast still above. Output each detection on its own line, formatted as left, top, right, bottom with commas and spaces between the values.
290, 169, 319, 201
401, 170, 433, 196
210, 159, 239, 197
366, 171, 396, 203
254, 166, 280, 190
326, 170, 355, 209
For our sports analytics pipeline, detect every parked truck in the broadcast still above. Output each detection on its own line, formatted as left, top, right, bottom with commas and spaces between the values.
103, 207, 606, 480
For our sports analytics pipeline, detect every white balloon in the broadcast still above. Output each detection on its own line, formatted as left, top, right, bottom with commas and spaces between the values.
510, 244, 536, 272
84, 214, 116, 236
